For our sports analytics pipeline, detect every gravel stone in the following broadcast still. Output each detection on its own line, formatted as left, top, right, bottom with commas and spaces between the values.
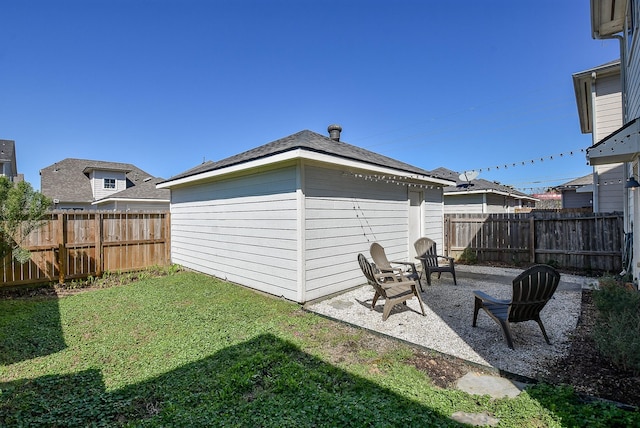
306, 264, 589, 379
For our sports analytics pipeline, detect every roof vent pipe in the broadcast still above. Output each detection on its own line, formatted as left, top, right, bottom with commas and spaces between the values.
328, 124, 342, 141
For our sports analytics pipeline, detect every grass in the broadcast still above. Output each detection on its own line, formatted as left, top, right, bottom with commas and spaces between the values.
0, 271, 638, 427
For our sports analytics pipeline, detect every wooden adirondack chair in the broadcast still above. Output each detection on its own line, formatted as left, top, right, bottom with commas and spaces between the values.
414, 237, 457, 286
472, 264, 561, 349
357, 253, 426, 321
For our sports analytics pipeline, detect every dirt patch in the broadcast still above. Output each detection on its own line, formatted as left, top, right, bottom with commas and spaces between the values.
538, 290, 640, 408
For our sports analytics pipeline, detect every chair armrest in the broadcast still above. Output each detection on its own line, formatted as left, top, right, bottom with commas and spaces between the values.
375, 272, 403, 283
382, 279, 418, 291
390, 260, 418, 273
473, 290, 510, 305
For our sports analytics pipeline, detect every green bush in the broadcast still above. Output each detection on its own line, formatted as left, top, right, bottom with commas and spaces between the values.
592, 279, 640, 375
457, 248, 477, 264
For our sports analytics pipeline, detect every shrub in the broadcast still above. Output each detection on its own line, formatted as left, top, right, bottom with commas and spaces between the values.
457, 248, 477, 264
592, 279, 640, 375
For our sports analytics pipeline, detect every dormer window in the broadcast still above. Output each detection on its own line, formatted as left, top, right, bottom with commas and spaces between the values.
104, 178, 116, 189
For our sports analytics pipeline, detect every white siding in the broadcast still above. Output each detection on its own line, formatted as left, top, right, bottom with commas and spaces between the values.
170, 167, 300, 301
444, 193, 485, 214
562, 190, 593, 209
91, 170, 127, 200
596, 163, 624, 212
594, 74, 623, 141
592, 73, 624, 212
423, 187, 444, 252
303, 165, 409, 301
486, 194, 507, 214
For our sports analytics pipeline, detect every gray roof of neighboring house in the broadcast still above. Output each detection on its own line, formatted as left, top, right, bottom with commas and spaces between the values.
40, 158, 165, 203
164, 129, 452, 184
433, 167, 536, 199
95, 177, 170, 202
555, 174, 593, 189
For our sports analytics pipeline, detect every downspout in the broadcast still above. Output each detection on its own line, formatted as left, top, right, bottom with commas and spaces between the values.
592, 31, 633, 276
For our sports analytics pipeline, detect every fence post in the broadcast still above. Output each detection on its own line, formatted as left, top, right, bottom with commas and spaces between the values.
95, 213, 103, 277
529, 216, 535, 263
57, 213, 66, 284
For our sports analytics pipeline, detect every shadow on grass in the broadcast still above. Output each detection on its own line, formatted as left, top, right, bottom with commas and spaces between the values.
0, 333, 464, 426
0, 297, 66, 365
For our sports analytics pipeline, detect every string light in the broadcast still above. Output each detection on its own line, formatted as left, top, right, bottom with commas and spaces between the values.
466, 148, 587, 174
345, 140, 639, 193
345, 172, 443, 189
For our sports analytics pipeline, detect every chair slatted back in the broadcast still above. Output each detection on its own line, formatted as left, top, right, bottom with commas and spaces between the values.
370, 243, 394, 271
357, 253, 387, 298
508, 265, 561, 322
414, 237, 438, 268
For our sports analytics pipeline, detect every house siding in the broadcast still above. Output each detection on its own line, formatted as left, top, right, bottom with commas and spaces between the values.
562, 190, 593, 209
170, 167, 300, 300
423, 187, 445, 251
91, 170, 127, 200
486, 194, 507, 213
627, 34, 640, 120
594, 74, 623, 141
444, 193, 484, 214
596, 163, 625, 212
303, 165, 409, 301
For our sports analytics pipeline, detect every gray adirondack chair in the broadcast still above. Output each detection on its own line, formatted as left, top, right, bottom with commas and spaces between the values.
472, 264, 561, 349
357, 253, 425, 321
414, 237, 456, 287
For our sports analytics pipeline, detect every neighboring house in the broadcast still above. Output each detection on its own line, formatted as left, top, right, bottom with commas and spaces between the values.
158, 125, 456, 303
0, 139, 23, 182
554, 174, 594, 210
40, 158, 170, 211
585, 0, 640, 280
573, 60, 623, 212
431, 167, 537, 214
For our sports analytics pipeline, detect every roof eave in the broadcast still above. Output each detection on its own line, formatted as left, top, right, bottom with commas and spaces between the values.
158, 149, 455, 189
92, 198, 170, 205
591, 0, 627, 38
587, 117, 640, 165
444, 188, 537, 201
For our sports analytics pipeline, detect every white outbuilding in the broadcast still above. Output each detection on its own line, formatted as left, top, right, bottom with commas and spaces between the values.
158, 125, 454, 303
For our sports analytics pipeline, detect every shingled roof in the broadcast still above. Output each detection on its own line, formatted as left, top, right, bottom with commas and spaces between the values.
95, 177, 170, 202
163, 129, 452, 185
40, 158, 159, 203
432, 167, 536, 200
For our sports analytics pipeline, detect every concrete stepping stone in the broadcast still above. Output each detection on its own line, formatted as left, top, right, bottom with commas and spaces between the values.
456, 372, 526, 399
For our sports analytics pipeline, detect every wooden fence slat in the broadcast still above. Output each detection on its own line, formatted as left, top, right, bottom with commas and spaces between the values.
446, 211, 624, 273
0, 211, 170, 287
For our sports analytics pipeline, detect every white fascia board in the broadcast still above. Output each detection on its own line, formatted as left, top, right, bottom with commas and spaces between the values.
591, 0, 627, 38
444, 188, 537, 201
92, 198, 170, 205
587, 118, 640, 165
157, 148, 455, 188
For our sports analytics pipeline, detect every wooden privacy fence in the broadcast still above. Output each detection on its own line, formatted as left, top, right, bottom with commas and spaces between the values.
1, 211, 171, 287
445, 212, 625, 273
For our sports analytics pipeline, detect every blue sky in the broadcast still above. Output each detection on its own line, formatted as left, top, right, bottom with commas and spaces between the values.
2, 1, 620, 192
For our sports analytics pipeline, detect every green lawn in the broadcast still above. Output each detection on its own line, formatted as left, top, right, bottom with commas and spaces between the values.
0, 271, 637, 427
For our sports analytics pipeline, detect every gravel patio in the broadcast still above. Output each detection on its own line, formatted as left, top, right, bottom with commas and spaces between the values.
306, 264, 597, 380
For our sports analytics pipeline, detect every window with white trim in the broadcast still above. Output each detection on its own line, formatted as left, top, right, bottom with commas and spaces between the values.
103, 178, 116, 189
